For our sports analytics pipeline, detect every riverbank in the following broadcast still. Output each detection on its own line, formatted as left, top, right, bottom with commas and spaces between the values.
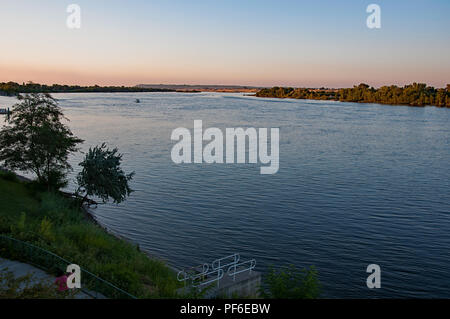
255, 83, 450, 107
0, 170, 181, 298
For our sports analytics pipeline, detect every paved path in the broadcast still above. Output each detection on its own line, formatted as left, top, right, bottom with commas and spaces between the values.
0, 257, 105, 299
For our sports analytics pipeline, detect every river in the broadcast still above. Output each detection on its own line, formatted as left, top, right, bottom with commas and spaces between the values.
1, 92, 449, 298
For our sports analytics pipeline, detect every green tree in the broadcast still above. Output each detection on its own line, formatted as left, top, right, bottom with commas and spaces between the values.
76, 143, 134, 206
261, 265, 320, 299
255, 83, 449, 107
0, 93, 83, 190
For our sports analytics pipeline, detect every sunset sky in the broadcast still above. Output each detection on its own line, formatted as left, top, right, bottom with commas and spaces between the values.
0, 0, 449, 88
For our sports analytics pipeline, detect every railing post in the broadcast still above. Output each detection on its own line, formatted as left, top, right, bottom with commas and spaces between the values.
235, 254, 238, 281
217, 260, 221, 288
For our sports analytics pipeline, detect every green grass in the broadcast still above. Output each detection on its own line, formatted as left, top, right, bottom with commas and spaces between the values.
0, 269, 76, 299
0, 172, 181, 298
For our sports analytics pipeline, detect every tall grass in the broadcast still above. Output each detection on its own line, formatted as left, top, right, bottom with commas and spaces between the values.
0, 175, 180, 298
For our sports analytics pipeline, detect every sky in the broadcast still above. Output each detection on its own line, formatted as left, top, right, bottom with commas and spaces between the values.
0, 0, 449, 88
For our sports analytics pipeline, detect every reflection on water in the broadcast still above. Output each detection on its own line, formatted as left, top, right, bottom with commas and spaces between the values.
1, 92, 449, 298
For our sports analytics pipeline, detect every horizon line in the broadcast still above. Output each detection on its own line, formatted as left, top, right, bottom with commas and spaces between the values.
1, 80, 449, 90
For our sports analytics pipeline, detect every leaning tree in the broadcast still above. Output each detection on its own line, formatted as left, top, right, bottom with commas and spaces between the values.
76, 143, 134, 206
0, 93, 83, 190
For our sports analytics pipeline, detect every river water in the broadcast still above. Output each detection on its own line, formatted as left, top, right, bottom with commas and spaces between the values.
1, 92, 449, 298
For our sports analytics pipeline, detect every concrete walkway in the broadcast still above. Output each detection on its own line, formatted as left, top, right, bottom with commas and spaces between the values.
0, 257, 105, 299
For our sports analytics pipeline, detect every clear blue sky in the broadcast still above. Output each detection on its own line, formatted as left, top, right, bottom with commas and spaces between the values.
0, 0, 449, 87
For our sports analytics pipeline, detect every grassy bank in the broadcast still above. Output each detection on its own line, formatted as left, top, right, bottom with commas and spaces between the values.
0, 171, 180, 298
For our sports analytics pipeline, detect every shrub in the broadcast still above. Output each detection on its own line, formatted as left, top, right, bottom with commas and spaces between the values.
0, 170, 18, 182
39, 217, 54, 241
261, 265, 321, 299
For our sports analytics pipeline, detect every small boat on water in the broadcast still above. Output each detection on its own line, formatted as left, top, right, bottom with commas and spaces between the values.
135, 99, 140, 103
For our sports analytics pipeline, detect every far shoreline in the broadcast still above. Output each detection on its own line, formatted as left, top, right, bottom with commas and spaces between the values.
0, 81, 262, 96
254, 83, 450, 108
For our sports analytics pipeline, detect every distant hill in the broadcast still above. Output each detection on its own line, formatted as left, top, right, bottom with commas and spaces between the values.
137, 84, 263, 93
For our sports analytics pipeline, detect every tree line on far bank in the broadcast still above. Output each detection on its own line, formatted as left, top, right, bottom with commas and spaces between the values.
0, 81, 174, 96
256, 83, 450, 107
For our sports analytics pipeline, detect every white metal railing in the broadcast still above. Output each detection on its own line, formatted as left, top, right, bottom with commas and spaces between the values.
212, 253, 240, 271
177, 253, 256, 289
177, 263, 210, 287
227, 259, 256, 281
191, 268, 224, 288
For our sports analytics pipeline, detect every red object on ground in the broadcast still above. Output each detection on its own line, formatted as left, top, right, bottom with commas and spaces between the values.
55, 275, 68, 291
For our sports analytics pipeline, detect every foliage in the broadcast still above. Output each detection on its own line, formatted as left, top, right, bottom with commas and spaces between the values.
0, 81, 174, 96
0, 93, 83, 190
0, 170, 18, 182
39, 217, 55, 241
77, 143, 134, 205
0, 269, 74, 299
0, 177, 180, 298
260, 265, 320, 299
256, 83, 450, 107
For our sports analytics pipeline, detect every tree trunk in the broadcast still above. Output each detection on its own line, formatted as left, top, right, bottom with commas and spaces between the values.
80, 193, 89, 208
